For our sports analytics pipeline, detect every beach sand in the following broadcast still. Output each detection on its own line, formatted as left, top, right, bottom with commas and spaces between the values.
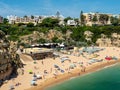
0, 47, 120, 90
26, 60, 120, 90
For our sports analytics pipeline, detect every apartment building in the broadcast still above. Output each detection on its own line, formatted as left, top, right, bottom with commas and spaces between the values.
7, 15, 40, 25
7, 14, 64, 25
82, 12, 116, 26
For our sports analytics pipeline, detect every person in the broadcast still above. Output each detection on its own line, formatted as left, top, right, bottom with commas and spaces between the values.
41, 60, 44, 65
34, 66, 37, 70
21, 68, 24, 75
43, 74, 45, 79
33, 73, 37, 77
50, 68, 52, 73
53, 72, 57, 79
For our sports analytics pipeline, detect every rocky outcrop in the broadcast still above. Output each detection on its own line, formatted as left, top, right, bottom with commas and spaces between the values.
96, 33, 120, 47
0, 30, 22, 82
19, 30, 68, 44
46, 30, 63, 40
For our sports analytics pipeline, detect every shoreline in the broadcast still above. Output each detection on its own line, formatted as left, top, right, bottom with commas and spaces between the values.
26, 60, 120, 90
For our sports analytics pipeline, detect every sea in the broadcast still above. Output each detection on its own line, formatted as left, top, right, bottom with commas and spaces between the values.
45, 63, 120, 90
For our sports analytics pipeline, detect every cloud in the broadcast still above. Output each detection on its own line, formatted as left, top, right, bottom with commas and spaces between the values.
0, 1, 25, 17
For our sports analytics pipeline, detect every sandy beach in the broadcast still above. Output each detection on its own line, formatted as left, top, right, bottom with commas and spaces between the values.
26, 60, 120, 90
1, 47, 120, 90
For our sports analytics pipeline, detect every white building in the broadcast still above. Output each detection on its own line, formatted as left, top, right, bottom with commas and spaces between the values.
67, 20, 77, 26
7, 14, 65, 25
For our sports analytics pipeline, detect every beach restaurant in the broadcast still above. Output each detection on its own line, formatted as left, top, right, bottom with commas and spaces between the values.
23, 48, 54, 60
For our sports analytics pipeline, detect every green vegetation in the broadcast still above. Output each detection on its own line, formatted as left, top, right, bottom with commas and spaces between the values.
1, 17, 120, 46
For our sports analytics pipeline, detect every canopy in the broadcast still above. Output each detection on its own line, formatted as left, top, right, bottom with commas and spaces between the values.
60, 57, 71, 63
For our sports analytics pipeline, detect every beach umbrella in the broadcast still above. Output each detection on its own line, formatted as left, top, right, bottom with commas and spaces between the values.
105, 56, 112, 60
28, 70, 33, 74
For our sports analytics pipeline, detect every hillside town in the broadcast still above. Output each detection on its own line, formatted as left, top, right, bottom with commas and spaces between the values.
0, 11, 119, 26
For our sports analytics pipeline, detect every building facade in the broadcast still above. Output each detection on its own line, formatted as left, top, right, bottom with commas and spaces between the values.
7, 15, 40, 25
0, 16, 3, 23
67, 20, 77, 26
82, 12, 119, 26
7, 14, 64, 25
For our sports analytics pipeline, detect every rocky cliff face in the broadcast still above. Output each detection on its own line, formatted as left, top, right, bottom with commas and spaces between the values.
0, 30, 22, 81
20, 30, 71, 44
96, 33, 120, 47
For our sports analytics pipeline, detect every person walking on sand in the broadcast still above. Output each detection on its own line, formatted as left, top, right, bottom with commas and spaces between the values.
41, 60, 44, 65
50, 68, 52, 73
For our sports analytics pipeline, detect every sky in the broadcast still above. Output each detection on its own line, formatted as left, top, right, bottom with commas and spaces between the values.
0, 0, 120, 18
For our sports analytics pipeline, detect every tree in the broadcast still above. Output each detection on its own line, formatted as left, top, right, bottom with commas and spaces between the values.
74, 18, 79, 25
80, 11, 86, 26
27, 23, 34, 27
24, 15, 27, 18
31, 15, 34, 19
3, 18, 9, 24
7, 35, 19, 41
52, 36, 58, 43
71, 27, 85, 41
17, 23, 25, 26
37, 38, 46, 43
92, 14, 98, 24
28, 36, 33, 44
64, 16, 73, 23
99, 14, 109, 25
41, 18, 59, 27
110, 16, 119, 26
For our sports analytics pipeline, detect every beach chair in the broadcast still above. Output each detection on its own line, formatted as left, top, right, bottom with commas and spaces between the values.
31, 80, 36, 86
54, 64, 59, 68
36, 74, 42, 79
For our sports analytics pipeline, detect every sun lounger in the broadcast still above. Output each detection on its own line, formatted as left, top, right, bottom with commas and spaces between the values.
36, 74, 42, 79
54, 64, 59, 68
31, 80, 36, 86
